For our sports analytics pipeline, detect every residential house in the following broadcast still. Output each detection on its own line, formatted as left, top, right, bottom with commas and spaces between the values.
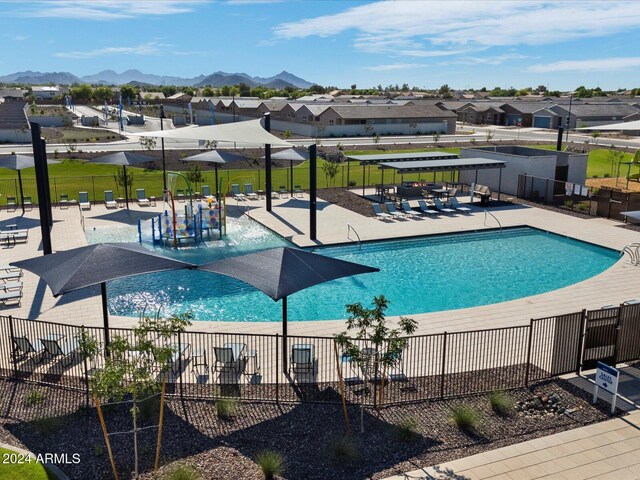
0, 102, 30, 142
32, 86, 60, 100
457, 103, 505, 125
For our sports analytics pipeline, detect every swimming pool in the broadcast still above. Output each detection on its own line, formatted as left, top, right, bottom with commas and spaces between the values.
86, 222, 619, 322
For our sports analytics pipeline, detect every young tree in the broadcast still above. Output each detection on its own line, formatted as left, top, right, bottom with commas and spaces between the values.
608, 148, 625, 178
335, 295, 417, 433
185, 163, 204, 192
321, 159, 340, 188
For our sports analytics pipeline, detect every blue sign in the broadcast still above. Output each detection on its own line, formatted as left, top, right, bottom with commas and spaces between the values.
596, 361, 618, 394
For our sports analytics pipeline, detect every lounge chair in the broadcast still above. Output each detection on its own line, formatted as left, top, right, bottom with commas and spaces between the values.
153, 343, 190, 374
289, 344, 315, 374
78, 191, 91, 210
40, 336, 79, 366
213, 342, 246, 374
384, 201, 406, 219
11, 335, 44, 362
6, 196, 17, 211
231, 184, 246, 201
372, 203, 393, 221
244, 184, 259, 200
0, 265, 22, 274
294, 185, 303, 198
417, 199, 440, 218
23, 196, 33, 211
59, 194, 69, 209
1, 281, 23, 292
0, 271, 22, 282
278, 185, 288, 197
400, 201, 422, 219
450, 197, 472, 214
201, 185, 211, 197
434, 197, 456, 215
0, 231, 28, 246
0, 290, 21, 307
176, 189, 186, 202
104, 190, 117, 209
136, 189, 150, 207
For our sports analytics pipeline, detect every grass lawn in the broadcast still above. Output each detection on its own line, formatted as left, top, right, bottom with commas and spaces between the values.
0, 447, 56, 479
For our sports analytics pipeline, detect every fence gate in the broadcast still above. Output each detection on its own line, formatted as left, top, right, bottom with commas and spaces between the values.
581, 308, 619, 370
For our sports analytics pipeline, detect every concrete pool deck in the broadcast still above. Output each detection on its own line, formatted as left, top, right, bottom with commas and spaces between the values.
1, 193, 639, 338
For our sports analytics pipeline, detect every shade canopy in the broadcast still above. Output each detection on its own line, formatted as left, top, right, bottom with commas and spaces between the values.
131, 118, 293, 147
198, 246, 378, 301
87, 151, 157, 167
577, 120, 640, 131
181, 150, 246, 164
12, 243, 195, 296
0, 154, 60, 170
270, 148, 310, 162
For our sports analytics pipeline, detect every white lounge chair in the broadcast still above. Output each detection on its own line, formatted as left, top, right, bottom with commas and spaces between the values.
400, 201, 422, 219
231, 184, 246, 201
244, 184, 259, 200
104, 190, 117, 209
372, 203, 393, 221
79, 191, 91, 210
450, 197, 472, 214
384, 202, 406, 219
136, 189, 150, 207
0, 290, 21, 307
1, 281, 23, 292
0, 271, 22, 282
23, 196, 33, 211
417, 199, 440, 218
201, 185, 211, 197
434, 198, 456, 215
59, 194, 69, 209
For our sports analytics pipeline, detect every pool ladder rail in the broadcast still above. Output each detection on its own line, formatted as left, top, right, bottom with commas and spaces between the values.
347, 224, 362, 248
621, 242, 640, 266
483, 210, 502, 232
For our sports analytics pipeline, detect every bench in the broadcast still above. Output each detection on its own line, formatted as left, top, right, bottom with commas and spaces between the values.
473, 184, 492, 206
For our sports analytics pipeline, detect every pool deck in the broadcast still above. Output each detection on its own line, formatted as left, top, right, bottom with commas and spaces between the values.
1, 193, 640, 339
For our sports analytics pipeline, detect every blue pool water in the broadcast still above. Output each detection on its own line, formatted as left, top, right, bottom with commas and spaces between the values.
86, 222, 619, 322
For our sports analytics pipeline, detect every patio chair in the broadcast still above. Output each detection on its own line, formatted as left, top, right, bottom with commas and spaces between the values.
201, 185, 211, 198
0, 270, 23, 282
278, 185, 288, 197
1, 281, 23, 292
231, 184, 246, 201
104, 190, 117, 209
0, 290, 21, 307
78, 191, 91, 210
244, 184, 259, 200
23, 196, 33, 211
372, 203, 393, 221
213, 343, 246, 374
289, 344, 316, 375
40, 336, 79, 366
417, 199, 440, 218
153, 343, 190, 375
450, 197, 472, 214
11, 335, 44, 363
176, 189, 186, 202
384, 201, 406, 219
136, 189, 150, 207
400, 201, 422, 219
6, 196, 17, 211
59, 194, 69, 209
294, 185, 303, 198
271, 189, 280, 199
434, 197, 456, 215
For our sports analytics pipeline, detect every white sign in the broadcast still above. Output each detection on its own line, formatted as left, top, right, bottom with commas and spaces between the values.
593, 361, 619, 414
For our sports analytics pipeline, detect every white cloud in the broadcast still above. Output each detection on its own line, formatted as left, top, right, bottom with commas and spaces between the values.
443, 53, 529, 66
2, 34, 28, 41
55, 42, 167, 59
16, 1, 208, 20
529, 57, 640, 73
273, 1, 640, 56
364, 63, 426, 71
226, 0, 283, 4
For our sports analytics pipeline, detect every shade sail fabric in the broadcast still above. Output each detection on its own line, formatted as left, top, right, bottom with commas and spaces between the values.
12, 243, 195, 296
0, 154, 60, 170
181, 150, 247, 164
87, 151, 157, 166
577, 120, 640, 131
130, 118, 293, 147
270, 148, 309, 161
198, 247, 379, 301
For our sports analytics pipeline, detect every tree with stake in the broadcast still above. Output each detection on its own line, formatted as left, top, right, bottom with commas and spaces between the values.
335, 295, 416, 433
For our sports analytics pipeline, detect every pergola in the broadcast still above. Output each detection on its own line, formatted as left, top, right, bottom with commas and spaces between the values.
376, 157, 507, 202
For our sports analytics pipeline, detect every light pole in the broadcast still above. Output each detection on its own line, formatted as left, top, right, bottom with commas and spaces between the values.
160, 104, 167, 191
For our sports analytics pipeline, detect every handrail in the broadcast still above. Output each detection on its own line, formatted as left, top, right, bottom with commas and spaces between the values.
79, 206, 85, 230
621, 242, 640, 266
483, 210, 502, 232
347, 223, 361, 248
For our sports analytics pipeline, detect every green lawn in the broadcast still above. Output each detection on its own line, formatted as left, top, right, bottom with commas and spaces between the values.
586, 148, 636, 178
0, 448, 56, 480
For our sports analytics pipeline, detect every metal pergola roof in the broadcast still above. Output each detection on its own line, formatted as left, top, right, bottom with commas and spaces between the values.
346, 151, 459, 165
378, 157, 506, 172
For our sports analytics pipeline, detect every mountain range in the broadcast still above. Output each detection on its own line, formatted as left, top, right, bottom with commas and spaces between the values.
0, 69, 314, 89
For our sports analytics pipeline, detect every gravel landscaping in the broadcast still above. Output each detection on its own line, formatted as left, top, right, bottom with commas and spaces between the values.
0, 376, 621, 480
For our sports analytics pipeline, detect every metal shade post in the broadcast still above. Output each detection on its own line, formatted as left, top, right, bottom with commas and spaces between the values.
101, 282, 111, 356
282, 296, 288, 373
17, 170, 24, 215
160, 105, 167, 191
309, 144, 317, 240
265, 113, 272, 211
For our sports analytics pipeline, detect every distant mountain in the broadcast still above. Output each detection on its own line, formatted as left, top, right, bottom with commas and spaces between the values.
0, 69, 314, 89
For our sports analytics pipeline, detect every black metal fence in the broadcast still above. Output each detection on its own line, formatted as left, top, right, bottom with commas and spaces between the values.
2, 302, 640, 406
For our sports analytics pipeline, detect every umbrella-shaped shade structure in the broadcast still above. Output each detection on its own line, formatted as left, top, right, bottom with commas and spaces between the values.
12, 243, 195, 353
269, 148, 309, 197
87, 152, 157, 209
0, 154, 60, 214
198, 246, 379, 370
182, 150, 247, 239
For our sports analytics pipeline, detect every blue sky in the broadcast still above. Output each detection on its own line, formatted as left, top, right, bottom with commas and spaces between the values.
1, 0, 639, 91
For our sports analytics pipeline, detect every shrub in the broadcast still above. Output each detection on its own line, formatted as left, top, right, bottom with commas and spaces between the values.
25, 389, 46, 406
32, 416, 62, 435
395, 416, 420, 442
347, 180, 357, 187
328, 435, 358, 464
604, 173, 610, 178
94, 444, 104, 457
450, 405, 481, 434
489, 390, 513, 416
256, 450, 284, 480
162, 464, 200, 480
216, 398, 238, 419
